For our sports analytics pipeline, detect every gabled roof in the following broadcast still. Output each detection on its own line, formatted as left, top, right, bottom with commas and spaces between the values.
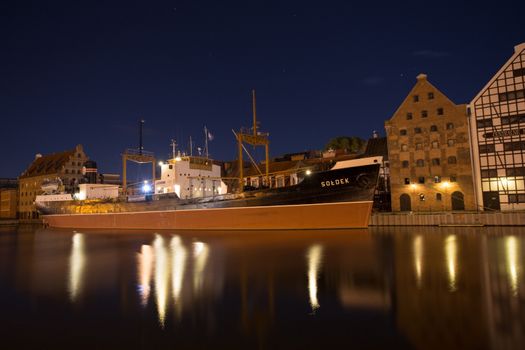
470, 43, 525, 106
386, 73, 462, 123
20, 146, 80, 179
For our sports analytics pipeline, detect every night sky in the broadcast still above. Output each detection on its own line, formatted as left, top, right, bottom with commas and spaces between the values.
2, 0, 524, 178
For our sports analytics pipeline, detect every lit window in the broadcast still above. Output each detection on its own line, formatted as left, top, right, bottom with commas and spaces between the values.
434, 176, 441, 183
432, 141, 439, 148
447, 139, 456, 147
446, 123, 454, 130
401, 144, 408, 151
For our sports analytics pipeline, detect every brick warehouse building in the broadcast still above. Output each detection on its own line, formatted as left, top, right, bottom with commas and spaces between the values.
385, 74, 475, 212
469, 43, 525, 211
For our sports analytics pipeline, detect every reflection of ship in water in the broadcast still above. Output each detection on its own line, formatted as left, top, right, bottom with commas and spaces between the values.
386, 226, 525, 350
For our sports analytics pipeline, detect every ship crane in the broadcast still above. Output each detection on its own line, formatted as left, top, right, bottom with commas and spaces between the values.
122, 119, 156, 194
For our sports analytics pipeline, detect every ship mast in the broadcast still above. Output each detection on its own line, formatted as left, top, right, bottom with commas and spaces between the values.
237, 90, 270, 192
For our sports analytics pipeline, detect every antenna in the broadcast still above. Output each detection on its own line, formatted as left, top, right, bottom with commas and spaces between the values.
139, 119, 145, 155
170, 139, 177, 159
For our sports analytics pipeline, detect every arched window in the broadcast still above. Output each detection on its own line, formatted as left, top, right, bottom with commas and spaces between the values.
451, 191, 465, 210
448, 156, 457, 164
436, 193, 442, 201
400, 194, 411, 212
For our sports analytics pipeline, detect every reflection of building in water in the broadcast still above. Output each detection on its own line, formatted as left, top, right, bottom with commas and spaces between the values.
136, 234, 223, 327
482, 234, 525, 350
394, 229, 489, 349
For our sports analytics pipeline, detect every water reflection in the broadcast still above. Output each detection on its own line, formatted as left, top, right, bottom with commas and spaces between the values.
306, 244, 323, 313
2, 227, 525, 349
413, 235, 423, 288
445, 234, 458, 292
505, 236, 520, 296
68, 232, 85, 301
137, 244, 153, 306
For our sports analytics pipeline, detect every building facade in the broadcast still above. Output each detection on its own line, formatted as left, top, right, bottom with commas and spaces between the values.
0, 179, 18, 219
18, 144, 89, 221
385, 74, 475, 212
469, 43, 525, 211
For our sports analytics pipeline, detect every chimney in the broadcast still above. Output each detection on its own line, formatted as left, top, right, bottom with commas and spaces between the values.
416, 73, 427, 81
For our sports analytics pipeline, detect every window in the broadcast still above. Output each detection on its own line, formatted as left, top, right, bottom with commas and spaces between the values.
477, 119, 493, 128
513, 68, 525, 77
432, 141, 439, 149
413, 95, 419, 102
507, 167, 525, 176
436, 193, 442, 201
437, 108, 444, 116
501, 113, 525, 124
447, 139, 456, 147
169, 165, 173, 169
450, 175, 457, 182
499, 89, 525, 102
421, 110, 428, 118
432, 158, 441, 166
65, 169, 69, 174
77, 153, 81, 158
509, 194, 525, 203
481, 169, 498, 178
434, 176, 441, 183
416, 143, 423, 150
78, 162, 82, 166
418, 177, 425, 184
446, 123, 454, 130
419, 193, 425, 201
406, 113, 413, 120
430, 125, 438, 132
401, 144, 408, 151
402, 160, 409, 168
479, 144, 495, 153
400, 129, 407, 136
504, 141, 525, 151
428, 92, 434, 100
404, 178, 410, 185
414, 127, 422, 134
448, 156, 457, 164
416, 159, 424, 167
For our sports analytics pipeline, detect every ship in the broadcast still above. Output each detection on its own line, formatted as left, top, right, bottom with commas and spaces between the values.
35, 92, 381, 230
35, 155, 381, 230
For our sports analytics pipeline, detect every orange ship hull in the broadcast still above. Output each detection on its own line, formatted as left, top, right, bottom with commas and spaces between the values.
42, 201, 373, 230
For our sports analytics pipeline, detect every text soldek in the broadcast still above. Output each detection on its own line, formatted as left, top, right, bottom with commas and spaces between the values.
321, 178, 350, 187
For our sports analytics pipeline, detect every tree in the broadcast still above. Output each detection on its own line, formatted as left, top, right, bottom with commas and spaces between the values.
324, 136, 366, 153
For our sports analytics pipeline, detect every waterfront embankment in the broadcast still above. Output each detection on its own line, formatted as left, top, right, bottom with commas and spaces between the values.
371, 211, 525, 226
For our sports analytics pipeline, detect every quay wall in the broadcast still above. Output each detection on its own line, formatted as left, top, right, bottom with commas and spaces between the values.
370, 211, 525, 226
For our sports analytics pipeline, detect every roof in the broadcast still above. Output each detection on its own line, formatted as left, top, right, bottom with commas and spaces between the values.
20, 147, 78, 179
364, 137, 388, 160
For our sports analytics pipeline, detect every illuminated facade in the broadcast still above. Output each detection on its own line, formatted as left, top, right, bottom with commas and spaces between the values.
469, 43, 525, 211
385, 74, 475, 212
18, 144, 88, 220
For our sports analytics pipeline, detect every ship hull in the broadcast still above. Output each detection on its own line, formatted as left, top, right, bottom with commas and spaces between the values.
42, 200, 373, 230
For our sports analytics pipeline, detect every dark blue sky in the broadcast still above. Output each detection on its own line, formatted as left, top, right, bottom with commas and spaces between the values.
2, 0, 524, 177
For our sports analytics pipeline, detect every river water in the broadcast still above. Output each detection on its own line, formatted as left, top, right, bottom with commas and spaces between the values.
0, 225, 523, 349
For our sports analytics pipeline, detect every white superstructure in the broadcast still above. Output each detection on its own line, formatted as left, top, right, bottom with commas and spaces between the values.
155, 156, 227, 199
